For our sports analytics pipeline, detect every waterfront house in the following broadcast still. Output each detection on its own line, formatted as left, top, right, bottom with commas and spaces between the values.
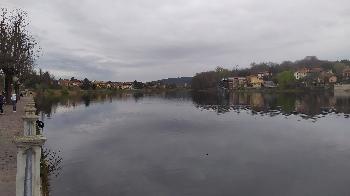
247, 75, 263, 88
230, 77, 247, 89
105, 81, 113, 89
93, 80, 107, 89
257, 71, 272, 80
228, 77, 247, 90
71, 79, 82, 87
111, 82, 122, 89
328, 75, 337, 84
220, 77, 247, 90
294, 68, 309, 80
58, 79, 71, 87
121, 82, 133, 90
343, 68, 350, 79
58, 78, 82, 88
317, 72, 337, 85
110, 82, 122, 89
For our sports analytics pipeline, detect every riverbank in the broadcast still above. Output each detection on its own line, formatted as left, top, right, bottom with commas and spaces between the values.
35, 88, 192, 97
0, 97, 29, 196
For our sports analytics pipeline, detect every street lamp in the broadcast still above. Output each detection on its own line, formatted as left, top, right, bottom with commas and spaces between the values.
0, 69, 4, 92
13, 76, 19, 95
13, 76, 18, 83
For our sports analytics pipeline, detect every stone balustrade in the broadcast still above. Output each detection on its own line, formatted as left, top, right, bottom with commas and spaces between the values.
14, 97, 46, 196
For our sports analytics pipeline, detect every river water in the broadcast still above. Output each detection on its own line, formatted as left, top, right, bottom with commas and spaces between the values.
37, 91, 350, 196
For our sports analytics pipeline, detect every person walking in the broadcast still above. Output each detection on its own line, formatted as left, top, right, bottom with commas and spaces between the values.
11, 93, 17, 112
0, 92, 4, 114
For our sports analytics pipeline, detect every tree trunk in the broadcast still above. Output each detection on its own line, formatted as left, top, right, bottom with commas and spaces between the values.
4, 73, 13, 104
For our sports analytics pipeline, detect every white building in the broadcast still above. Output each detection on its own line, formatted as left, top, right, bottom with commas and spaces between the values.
294, 69, 309, 80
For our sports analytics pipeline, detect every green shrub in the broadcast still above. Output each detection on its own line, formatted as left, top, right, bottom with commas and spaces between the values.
61, 88, 69, 96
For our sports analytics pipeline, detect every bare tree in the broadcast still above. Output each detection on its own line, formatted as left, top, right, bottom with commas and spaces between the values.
0, 8, 39, 102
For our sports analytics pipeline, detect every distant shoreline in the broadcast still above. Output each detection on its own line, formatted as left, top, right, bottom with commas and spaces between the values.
32, 86, 341, 99
194, 87, 334, 94
34, 88, 192, 97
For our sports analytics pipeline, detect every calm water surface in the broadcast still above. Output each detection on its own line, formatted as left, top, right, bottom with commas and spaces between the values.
37, 91, 350, 196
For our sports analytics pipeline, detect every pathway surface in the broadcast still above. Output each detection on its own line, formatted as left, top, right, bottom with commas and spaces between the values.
0, 98, 28, 196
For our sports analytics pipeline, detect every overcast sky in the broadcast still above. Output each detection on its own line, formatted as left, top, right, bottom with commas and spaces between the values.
2, 0, 350, 81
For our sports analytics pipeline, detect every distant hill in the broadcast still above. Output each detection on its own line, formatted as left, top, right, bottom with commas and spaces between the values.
157, 77, 192, 86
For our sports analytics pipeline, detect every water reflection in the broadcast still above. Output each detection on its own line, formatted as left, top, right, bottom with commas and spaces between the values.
35, 93, 134, 117
36, 91, 350, 120
41, 148, 63, 196
193, 91, 350, 119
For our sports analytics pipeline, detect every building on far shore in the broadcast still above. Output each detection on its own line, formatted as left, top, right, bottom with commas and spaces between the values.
317, 72, 337, 85
343, 68, 350, 79
329, 75, 337, 84
58, 79, 71, 87
247, 75, 264, 88
256, 71, 272, 80
226, 77, 247, 90
120, 82, 133, 90
294, 68, 309, 80
92, 80, 108, 89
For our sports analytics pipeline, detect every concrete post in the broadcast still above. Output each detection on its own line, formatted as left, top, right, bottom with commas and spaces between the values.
24, 149, 32, 196
15, 98, 46, 196
23, 100, 38, 136
23, 115, 39, 136
24, 106, 36, 116
15, 147, 26, 196
14, 136, 46, 196
32, 146, 42, 196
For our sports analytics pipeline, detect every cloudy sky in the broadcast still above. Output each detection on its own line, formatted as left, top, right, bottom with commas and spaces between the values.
2, 0, 350, 81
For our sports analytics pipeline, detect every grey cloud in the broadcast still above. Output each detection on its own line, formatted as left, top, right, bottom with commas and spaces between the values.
3, 0, 350, 81
38, 52, 117, 80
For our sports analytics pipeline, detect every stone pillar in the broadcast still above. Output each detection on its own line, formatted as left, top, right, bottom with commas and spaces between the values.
14, 136, 46, 196
24, 106, 36, 116
15, 98, 46, 196
15, 147, 26, 196
22, 114, 38, 136
32, 146, 42, 196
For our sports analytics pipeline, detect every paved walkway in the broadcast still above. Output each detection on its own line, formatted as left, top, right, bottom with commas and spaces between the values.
0, 98, 29, 196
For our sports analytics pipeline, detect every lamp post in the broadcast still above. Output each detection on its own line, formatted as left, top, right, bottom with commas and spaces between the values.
13, 76, 18, 91
0, 69, 4, 92
13, 76, 20, 100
